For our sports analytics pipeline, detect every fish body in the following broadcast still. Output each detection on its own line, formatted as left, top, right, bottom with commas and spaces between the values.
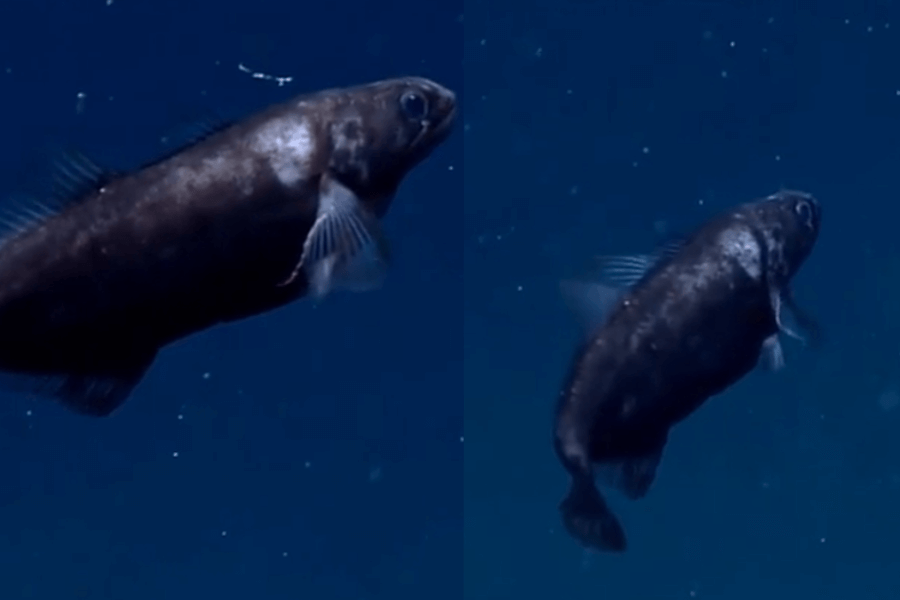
554, 190, 822, 552
0, 76, 456, 416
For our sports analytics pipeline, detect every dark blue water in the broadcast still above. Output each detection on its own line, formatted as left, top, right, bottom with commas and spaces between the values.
466, 1, 900, 598
0, 1, 462, 598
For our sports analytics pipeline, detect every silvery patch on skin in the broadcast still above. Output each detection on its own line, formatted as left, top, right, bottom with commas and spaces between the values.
249, 116, 314, 188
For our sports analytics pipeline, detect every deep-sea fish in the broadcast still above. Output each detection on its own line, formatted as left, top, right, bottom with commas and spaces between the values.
554, 190, 822, 552
0, 76, 456, 416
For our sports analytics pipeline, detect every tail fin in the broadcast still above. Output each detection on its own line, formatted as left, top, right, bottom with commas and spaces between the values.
560, 475, 627, 552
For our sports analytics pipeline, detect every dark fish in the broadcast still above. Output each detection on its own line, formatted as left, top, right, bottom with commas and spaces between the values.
0, 76, 456, 416
554, 190, 822, 552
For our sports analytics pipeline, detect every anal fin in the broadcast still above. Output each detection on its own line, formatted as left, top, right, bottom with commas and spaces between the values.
51, 371, 148, 417
593, 435, 666, 501
0, 352, 156, 417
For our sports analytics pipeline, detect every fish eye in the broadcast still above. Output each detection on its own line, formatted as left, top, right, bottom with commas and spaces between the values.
794, 200, 813, 226
400, 91, 428, 120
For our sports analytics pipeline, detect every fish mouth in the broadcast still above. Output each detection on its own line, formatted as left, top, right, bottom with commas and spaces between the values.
429, 80, 457, 137
432, 101, 457, 140
411, 102, 456, 149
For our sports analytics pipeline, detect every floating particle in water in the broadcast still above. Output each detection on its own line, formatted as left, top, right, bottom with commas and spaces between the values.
237, 62, 293, 87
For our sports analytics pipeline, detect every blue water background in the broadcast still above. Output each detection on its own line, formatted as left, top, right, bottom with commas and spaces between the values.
0, 0, 462, 598
466, 1, 900, 598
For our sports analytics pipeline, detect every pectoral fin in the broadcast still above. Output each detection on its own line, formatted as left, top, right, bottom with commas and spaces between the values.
769, 287, 822, 347
282, 177, 390, 299
760, 334, 786, 371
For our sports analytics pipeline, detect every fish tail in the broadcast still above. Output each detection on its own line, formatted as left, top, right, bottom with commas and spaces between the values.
560, 474, 627, 552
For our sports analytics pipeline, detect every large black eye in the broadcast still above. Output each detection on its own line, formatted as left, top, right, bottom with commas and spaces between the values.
400, 91, 428, 120
794, 200, 813, 226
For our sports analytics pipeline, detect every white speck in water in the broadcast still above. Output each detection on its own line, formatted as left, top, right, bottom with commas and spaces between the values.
202, 372, 211, 380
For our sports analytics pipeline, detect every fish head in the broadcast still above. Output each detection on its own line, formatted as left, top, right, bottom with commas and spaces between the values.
754, 189, 822, 278
322, 77, 457, 216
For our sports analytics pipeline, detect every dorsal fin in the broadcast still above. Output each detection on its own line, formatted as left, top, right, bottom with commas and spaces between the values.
559, 279, 624, 333
178, 112, 234, 144
0, 194, 62, 242
559, 236, 689, 334
50, 149, 117, 204
593, 236, 687, 289
0, 111, 233, 248
0, 149, 118, 247
148, 112, 235, 170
